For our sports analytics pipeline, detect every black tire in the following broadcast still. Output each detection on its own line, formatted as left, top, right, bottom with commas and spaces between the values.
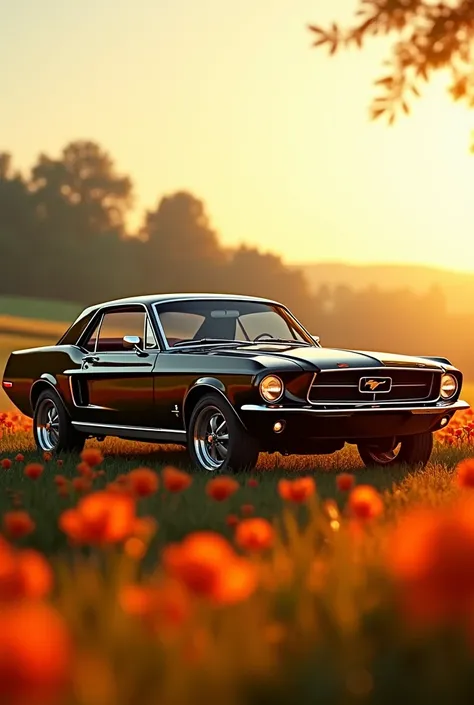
33, 388, 86, 455
187, 393, 259, 472
357, 432, 433, 469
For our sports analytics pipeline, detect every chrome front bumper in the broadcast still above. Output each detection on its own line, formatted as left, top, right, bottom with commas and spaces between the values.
240, 399, 470, 418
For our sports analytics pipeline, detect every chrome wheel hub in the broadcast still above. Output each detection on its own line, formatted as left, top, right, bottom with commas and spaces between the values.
36, 399, 60, 451
366, 442, 401, 465
194, 406, 229, 471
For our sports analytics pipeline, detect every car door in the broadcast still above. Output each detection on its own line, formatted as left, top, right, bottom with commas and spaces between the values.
72, 305, 158, 427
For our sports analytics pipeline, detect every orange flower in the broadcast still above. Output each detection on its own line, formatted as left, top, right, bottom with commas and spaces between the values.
80, 448, 104, 467
76, 462, 93, 479
456, 458, 474, 489
206, 476, 239, 502
54, 475, 67, 487
226, 514, 239, 528
162, 466, 192, 493
59, 491, 135, 545
3, 511, 35, 539
43, 452, 52, 462
0, 601, 72, 705
1, 459, 12, 470
120, 579, 190, 634
247, 478, 259, 488
15, 454, 24, 463
388, 499, 474, 624
128, 468, 159, 497
72, 477, 91, 494
235, 518, 274, 552
162, 531, 256, 604
0, 548, 54, 602
131, 517, 158, 541
278, 477, 316, 503
241, 504, 254, 516
24, 463, 44, 480
336, 473, 355, 492
348, 485, 384, 520
56, 459, 63, 467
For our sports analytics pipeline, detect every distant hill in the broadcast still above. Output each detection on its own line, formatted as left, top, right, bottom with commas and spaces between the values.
295, 262, 474, 315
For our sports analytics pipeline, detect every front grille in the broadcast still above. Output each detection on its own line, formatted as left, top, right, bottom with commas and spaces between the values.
308, 368, 441, 404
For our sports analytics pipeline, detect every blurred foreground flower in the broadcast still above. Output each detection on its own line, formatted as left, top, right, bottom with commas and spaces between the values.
3, 511, 35, 539
235, 518, 274, 553
59, 490, 135, 545
80, 447, 104, 467
128, 468, 159, 497
0, 601, 72, 705
348, 485, 383, 521
162, 466, 192, 493
163, 531, 256, 604
0, 538, 52, 602
389, 497, 474, 625
206, 476, 239, 501
456, 458, 474, 489
336, 473, 355, 492
278, 476, 316, 503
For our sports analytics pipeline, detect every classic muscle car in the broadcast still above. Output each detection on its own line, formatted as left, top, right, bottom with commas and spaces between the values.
2, 293, 469, 472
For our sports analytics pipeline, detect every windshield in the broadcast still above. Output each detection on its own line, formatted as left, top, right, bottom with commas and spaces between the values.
154, 300, 314, 348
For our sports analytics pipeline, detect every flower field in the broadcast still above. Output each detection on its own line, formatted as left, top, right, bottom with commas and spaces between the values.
2, 407, 474, 704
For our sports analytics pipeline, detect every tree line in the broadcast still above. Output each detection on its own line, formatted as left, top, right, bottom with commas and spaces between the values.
1, 140, 473, 378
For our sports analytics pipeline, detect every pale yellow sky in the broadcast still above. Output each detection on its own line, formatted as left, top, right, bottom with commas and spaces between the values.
2, 0, 474, 271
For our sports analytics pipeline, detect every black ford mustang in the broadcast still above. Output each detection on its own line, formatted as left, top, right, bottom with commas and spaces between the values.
2, 293, 469, 472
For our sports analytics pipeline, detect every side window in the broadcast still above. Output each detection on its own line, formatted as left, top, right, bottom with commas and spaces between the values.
144, 317, 157, 349
96, 310, 146, 352
82, 317, 102, 352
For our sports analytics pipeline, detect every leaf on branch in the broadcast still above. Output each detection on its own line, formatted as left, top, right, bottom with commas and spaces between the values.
312, 37, 329, 47
402, 101, 410, 114
388, 112, 396, 126
308, 24, 326, 36
411, 84, 421, 97
370, 107, 387, 121
375, 76, 394, 87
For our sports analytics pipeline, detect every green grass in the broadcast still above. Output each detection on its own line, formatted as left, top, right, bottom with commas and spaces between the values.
0, 295, 82, 322
0, 430, 471, 559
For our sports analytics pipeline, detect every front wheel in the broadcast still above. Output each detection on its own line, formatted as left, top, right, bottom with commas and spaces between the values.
187, 393, 259, 472
357, 432, 433, 469
33, 389, 86, 455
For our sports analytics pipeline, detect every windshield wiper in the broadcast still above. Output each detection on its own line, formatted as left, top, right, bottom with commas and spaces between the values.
251, 338, 312, 346
172, 338, 243, 348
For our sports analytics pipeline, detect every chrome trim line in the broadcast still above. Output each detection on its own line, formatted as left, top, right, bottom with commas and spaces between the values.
240, 400, 470, 416
307, 369, 440, 406
71, 421, 186, 439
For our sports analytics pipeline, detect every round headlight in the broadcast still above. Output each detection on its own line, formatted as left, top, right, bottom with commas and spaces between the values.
440, 373, 458, 400
260, 375, 284, 403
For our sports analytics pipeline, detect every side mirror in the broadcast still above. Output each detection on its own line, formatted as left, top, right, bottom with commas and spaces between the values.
312, 335, 321, 346
123, 335, 143, 353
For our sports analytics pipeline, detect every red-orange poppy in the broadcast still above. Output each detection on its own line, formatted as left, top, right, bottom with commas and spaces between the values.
388, 499, 474, 624
278, 477, 316, 503
0, 601, 72, 705
162, 466, 192, 493
59, 491, 135, 545
206, 476, 239, 502
54, 475, 67, 487
240, 504, 255, 516
72, 477, 91, 494
24, 463, 44, 480
226, 514, 240, 528
456, 458, 474, 489
80, 448, 104, 468
76, 462, 94, 479
128, 468, 159, 497
348, 485, 384, 520
1, 459, 12, 470
43, 452, 52, 462
15, 454, 24, 463
235, 518, 274, 552
3, 511, 35, 539
56, 459, 63, 468
162, 531, 256, 604
120, 579, 190, 631
247, 478, 259, 488
336, 473, 355, 492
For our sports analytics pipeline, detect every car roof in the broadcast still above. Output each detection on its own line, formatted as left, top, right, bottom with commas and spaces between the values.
78, 293, 282, 320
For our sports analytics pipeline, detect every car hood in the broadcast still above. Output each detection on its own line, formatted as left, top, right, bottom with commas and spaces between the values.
199, 343, 445, 372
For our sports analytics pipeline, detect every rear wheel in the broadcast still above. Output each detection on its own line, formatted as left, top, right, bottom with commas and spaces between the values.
188, 393, 259, 472
33, 389, 86, 454
357, 432, 433, 469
